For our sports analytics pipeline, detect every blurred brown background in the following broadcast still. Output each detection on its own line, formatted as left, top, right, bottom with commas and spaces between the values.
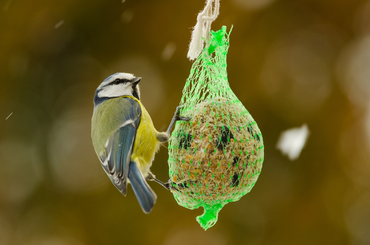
1, 0, 370, 244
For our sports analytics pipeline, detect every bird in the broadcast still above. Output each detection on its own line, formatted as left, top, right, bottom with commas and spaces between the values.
91, 72, 188, 213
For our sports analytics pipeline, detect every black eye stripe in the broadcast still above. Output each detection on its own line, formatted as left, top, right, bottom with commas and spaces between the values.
112, 78, 130, 85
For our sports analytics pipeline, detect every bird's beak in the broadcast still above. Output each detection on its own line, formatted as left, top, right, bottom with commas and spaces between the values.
132, 77, 141, 85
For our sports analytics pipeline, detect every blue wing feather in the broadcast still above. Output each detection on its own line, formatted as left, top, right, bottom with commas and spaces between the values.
104, 97, 141, 196
107, 124, 136, 195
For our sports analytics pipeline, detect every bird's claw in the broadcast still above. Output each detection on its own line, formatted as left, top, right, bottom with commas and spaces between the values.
164, 181, 180, 192
177, 116, 191, 121
175, 105, 191, 122
146, 173, 179, 192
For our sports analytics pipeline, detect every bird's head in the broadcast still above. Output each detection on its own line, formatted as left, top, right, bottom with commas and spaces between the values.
94, 73, 141, 106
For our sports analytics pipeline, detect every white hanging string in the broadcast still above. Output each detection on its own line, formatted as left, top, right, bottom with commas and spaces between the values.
187, 0, 220, 61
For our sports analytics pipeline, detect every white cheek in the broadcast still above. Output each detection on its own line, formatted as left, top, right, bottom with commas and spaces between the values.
98, 85, 131, 98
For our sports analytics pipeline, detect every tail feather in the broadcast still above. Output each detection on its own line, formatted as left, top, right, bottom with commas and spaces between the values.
128, 161, 157, 214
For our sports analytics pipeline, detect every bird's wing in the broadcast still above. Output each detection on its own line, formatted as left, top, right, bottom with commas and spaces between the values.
102, 97, 141, 196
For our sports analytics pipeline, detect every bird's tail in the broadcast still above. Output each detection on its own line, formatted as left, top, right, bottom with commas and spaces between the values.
128, 161, 157, 214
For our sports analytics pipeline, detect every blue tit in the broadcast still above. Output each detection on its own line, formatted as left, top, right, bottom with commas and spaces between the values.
91, 72, 187, 213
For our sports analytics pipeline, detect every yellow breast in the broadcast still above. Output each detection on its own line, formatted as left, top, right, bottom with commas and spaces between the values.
130, 99, 160, 176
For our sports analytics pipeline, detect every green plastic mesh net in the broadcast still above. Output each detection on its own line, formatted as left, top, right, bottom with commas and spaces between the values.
168, 26, 264, 230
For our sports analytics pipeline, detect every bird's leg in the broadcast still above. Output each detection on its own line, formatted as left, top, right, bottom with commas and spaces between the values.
166, 105, 191, 135
156, 106, 191, 143
146, 172, 179, 192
